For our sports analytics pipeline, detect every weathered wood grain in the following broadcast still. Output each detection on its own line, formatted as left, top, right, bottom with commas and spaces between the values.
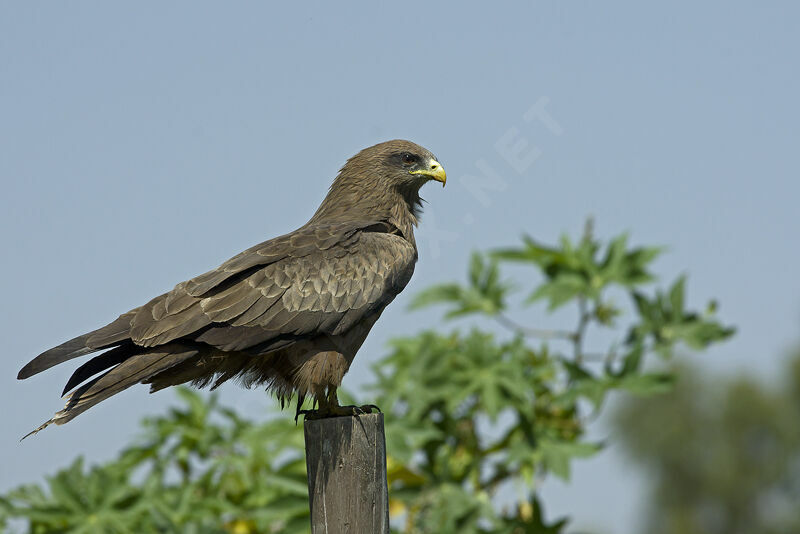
304, 413, 389, 533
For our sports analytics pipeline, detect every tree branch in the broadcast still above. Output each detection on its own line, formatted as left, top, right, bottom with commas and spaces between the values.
573, 297, 591, 364
495, 313, 574, 341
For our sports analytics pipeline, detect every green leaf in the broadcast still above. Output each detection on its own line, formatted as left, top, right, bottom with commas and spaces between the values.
669, 275, 686, 317
528, 274, 586, 310
408, 283, 463, 310
631, 291, 655, 321
613, 344, 645, 377
616, 373, 675, 395
539, 440, 602, 480
493, 235, 565, 266
468, 252, 483, 287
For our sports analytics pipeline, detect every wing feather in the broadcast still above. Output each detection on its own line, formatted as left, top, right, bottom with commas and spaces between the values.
17, 311, 138, 379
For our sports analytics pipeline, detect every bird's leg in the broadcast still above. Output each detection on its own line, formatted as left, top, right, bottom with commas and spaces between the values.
298, 386, 380, 420
296, 389, 327, 421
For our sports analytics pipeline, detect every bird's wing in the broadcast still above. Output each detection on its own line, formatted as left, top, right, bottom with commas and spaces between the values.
182, 221, 364, 297
19, 221, 417, 383
130, 222, 417, 353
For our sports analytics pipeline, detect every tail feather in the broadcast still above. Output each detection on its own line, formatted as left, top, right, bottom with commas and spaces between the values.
17, 312, 136, 380
56, 346, 199, 424
61, 343, 138, 396
22, 345, 198, 439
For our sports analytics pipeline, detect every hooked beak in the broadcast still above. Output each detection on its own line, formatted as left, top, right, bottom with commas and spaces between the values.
410, 159, 446, 187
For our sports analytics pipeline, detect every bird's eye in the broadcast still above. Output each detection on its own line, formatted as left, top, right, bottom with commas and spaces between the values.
401, 153, 417, 165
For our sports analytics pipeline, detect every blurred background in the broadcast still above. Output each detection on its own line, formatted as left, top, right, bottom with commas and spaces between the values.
1, 2, 798, 533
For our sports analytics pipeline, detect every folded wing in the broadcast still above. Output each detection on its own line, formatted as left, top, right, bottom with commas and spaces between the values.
19, 221, 416, 432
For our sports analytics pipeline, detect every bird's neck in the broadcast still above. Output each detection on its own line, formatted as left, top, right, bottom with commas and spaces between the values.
309, 185, 420, 248
389, 194, 418, 248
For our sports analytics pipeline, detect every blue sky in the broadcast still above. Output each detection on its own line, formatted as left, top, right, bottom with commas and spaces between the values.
2, 2, 798, 532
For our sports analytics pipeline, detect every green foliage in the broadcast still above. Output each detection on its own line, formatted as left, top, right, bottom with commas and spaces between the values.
613, 353, 800, 534
2, 391, 309, 534
410, 253, 511, 318
491, 231, 660, 309
384, 221, 732, 532
1, 221, 734, 533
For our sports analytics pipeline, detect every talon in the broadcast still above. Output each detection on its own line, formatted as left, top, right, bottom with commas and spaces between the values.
297, 387, 381, 420
297, 409, 326, 422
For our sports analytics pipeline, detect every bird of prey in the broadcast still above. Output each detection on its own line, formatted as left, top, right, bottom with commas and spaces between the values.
18, 139, 446, 436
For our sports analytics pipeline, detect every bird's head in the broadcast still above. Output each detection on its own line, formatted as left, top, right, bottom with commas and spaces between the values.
312, 139, 446, 225
340, 139, 446, 191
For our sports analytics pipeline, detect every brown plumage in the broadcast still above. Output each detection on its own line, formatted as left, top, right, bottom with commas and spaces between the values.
18, 139, 446, 435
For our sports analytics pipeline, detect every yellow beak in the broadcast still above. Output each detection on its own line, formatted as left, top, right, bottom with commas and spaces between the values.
410, 160, 446, 187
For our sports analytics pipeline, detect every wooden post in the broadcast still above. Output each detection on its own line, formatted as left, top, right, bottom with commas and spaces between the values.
304, 413, 390, 534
